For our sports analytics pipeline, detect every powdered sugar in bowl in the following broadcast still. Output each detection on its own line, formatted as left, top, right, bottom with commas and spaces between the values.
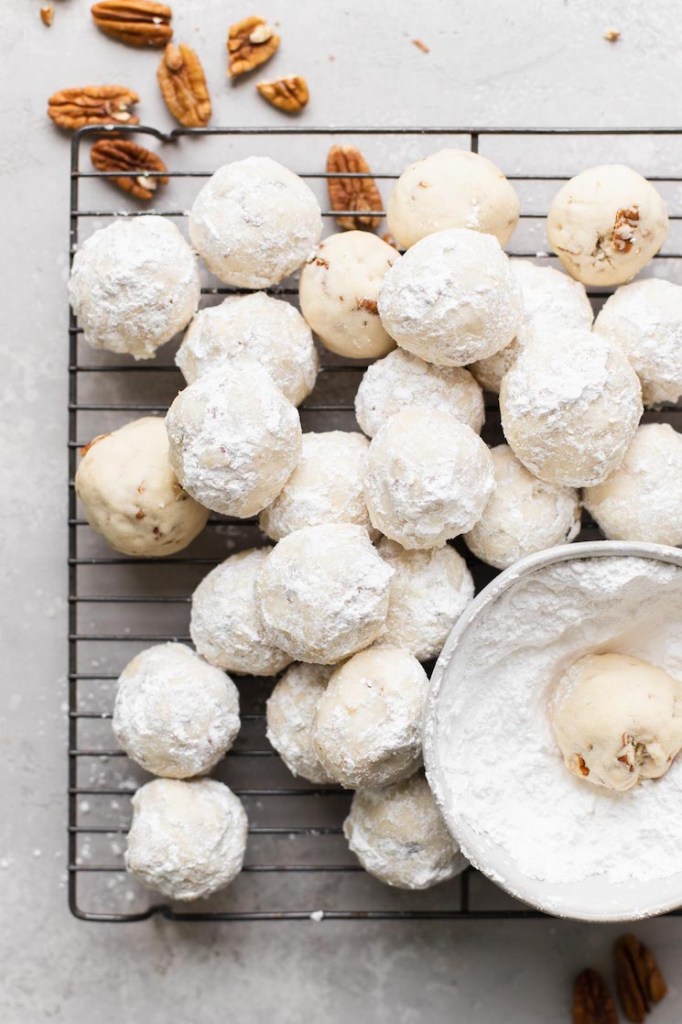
424, 541, 682, 921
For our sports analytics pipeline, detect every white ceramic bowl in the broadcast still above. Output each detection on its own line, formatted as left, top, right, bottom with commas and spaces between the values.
424, 541, 682, 922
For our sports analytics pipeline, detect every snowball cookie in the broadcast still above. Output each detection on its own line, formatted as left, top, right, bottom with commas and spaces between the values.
256, 523, 393, 665
470, 261, 594, 393
68, 216, 200, 360
583, 424, 682, 546
266, 663, 334, 784
125, 778, 248, 900
500, 329, 642, 488
165, 358, 301, 517
551, 653, 682, 792
364, 407, 495, 550
113, 643, 240, 778
298, 231, 398, 359
386, 148, 520, 249
312, 646, 429, 789
75, 417, 208, 557
464, 445, 581, 569
378, 228, 522, 367
259, 431, 374, 541
188, 157, 322, 289
547, 165, 669, 287
343, 772, 467, 889
374, 539, 474, 661
176, 292, 318, 406
190, 548, 292, 677
355, 348, 484, 438
593, 278, 682, 405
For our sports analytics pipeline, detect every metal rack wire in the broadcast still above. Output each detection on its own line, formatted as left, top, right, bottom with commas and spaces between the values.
68, 125, 682, 922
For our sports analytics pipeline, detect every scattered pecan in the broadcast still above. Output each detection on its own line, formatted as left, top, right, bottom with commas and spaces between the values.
48, 86, 140, 131
604, 28, 621, 42
573, 969, 618, 1024
228, 16, 279, 78
90, 138, 168, 201
412, 38, 430, 53
157, 43, 211, 127
615, 933, 667, 1022
613, 207, 639, 253
91, 0, 172, 47
327, 145, 383, 231
257, 75, 309, 114
40, 5, 54, 26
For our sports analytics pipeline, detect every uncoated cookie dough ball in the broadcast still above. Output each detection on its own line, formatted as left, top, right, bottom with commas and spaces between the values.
256, 523, 394, 665
500, 329, 642, 488
593, 278, 682, 405
343, 772, 467, 889
374, 539, 474, 661
355, 348, 484, 438
259, 431, 374, 541
190, 548, 292, 677
298, 231, 398, 358
189, 156, 322, 288
75, 417, 208, 557
266, 663, 335, 784
165, 358, 301, 517
551, 653, 682, 792
470, 260, 594, 394
176, 292, 318, 406
364, 407, 495, 549
386, 148, 520, 249
125, 778, 248, 900
464, 445, 581, 569
68, 216, 200, 360
583, 424, 682, 546
313, 647, 429, 789
547, 164, 669, 286
113, 644, 240, 779
378, 228, 522, 366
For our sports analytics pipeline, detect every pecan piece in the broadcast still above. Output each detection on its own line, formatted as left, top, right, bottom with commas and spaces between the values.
573, 969, 618, 1024
90, 138, 168, 201
613, 206, 639, 253
615, 933, 667, 1022
327, 145, 383, 231
257, 75, 309, 114
48, 86, 140, 131
91, 0, 172, 47
228, 16, 279, 78
40, 5, 54, 26
157, 43, 211, 127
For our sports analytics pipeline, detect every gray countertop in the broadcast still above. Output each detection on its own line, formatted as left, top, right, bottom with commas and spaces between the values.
3, 0, 682, 1019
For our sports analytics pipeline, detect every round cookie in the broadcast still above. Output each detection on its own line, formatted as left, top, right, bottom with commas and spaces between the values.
363, 407, 495, 549
68, 216, 200, 360
299, 231, 398, 358
125, 778, 248, 900
190, 548, 292, 677
113, 643, 240, 778
547, 164, 669, 286
378, 228, 522, 366
165, 358, 301, 517
75, 417, 208, 557
266, 663, 334, 784
176, 292, 318, 406
386, 148, 519, 249
189, 157, 322, 289
256, 523, 393, 665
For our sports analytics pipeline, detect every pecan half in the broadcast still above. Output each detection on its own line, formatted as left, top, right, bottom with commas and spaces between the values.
573, 969, 618, 1024
157, 43, 211, 127
90, 138, 168, 201
91, 0, 172, 47
615, 933, 667, 1022
613, 206, 639, 253
327, 145, 383, 231
257, 75, 309, 114
228, 16, 279, 78
48, 86, 140, 131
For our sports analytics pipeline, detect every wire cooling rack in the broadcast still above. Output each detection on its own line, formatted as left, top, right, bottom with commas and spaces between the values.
68, 126, 682, 922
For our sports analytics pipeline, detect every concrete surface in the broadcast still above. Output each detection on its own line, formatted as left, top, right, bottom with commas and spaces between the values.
3, 0, 682, 1020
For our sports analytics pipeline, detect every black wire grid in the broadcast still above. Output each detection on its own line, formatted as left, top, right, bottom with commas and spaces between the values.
68, 126, 682, 922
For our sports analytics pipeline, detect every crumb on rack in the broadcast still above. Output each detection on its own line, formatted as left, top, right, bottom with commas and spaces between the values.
412, 38, 430, 53
603, 28, 621, 42
40, 5, 54, 26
